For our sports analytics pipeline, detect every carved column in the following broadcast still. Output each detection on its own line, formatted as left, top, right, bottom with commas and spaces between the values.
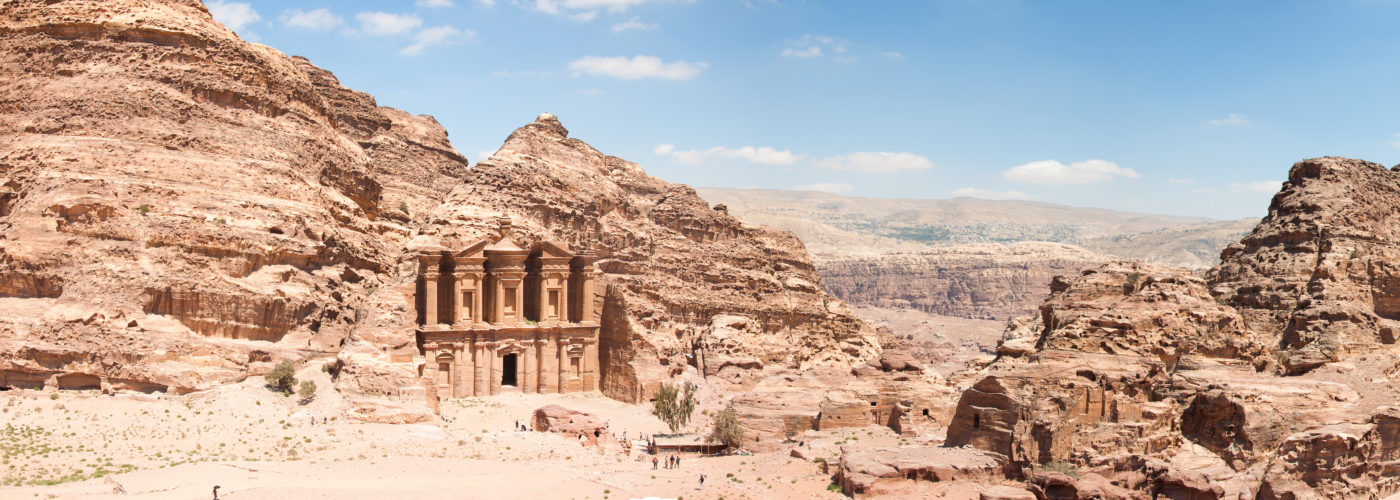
523, 338, 536, 393
557, 336, 567, 394
583, 339, 598, 391
488, 342, 499, 396
420, 254, 442, 326
572, 251, 598, 325
472, 338, 485, 397
453, 343, 467, 398
423, 342, 440, 396
472, 272, 485, 325
451, 270, 466, 326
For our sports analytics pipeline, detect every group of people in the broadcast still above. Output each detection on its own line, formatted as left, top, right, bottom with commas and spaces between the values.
514, 419, 530, 431
651, 454, 682, 469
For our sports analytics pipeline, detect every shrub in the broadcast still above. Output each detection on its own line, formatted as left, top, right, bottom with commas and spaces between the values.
298, 380, 317, 402
264, 360, 297, 395
399, 201, 410, 216
1042, 461, 1080, 478
137, 204, 151, 215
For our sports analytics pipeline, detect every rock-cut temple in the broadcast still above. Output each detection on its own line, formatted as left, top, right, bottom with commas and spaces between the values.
414, 221, 600, 398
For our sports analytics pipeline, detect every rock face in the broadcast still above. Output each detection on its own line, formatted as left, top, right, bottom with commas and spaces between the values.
437, 114, 879, 402
531, 404, 613, 448
0, 0, 462, 404
0, 0, 876, 415
819, 243, 1109, 321
835, 445, 1004, 497
943, 224, 1400, 498
1210, 157, 1400, 374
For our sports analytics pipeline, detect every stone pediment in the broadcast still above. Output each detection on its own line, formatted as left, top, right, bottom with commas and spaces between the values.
453, 239, 489, 259
534, 240, 573, 258
485, 237, 528, 254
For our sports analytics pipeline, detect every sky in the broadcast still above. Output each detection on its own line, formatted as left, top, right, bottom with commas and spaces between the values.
204, 0, 1400, 220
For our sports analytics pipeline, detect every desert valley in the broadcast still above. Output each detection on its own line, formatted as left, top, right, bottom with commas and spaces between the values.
6, 1, 1400, 499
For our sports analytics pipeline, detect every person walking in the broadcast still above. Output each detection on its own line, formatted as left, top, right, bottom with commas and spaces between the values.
652, 456, 658, 469
698, 473, 705, 490
675, 455, 681, 469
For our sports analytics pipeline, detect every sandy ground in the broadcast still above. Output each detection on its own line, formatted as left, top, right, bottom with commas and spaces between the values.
0, 361, 990, 500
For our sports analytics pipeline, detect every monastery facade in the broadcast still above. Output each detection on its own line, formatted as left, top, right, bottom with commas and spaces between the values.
415, 223, 600, 398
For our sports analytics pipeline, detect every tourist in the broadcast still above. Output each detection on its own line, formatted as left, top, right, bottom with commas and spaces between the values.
652, 457, 658, 469
212, 485, 220, 499
676, 455, 681, 469
698, 473, 705, 490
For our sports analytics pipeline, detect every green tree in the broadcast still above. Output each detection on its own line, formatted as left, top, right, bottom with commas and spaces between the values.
264, 360, 297, 396
298, 380, 317, 402
652, 381, 698, 433
709, 406, 745, 452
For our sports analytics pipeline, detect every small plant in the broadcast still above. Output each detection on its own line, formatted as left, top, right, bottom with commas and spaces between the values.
399, 201, 410, 216
827, 482, 842, 492
264, 360, 297, 396
137, 204, 151, 215
1126, 272, 1142, 287
1042, 461, 1080, 478
298, 380, 317, 402
1351, 248, 1363, 259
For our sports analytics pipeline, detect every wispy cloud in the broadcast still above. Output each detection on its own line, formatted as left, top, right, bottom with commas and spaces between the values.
1168, 177, 1194, 184
655, 144, 800, 165
1228, 181, 1279, 193
569, 55, 707, 80
781, 34, 848, 60
794, 182, 853, 194
1002, 159, 1138, 184
532, 0, 659, 18
879, 51, 904, 59
357, 12, 423, 36
207, 1, 261, 31
612, 17, 657, 32
951, 187, 1028, 200
401, 25, 473, 55
418, 0, 455, 7
280, 8, 342, 30
1206, 113, 1252, 127
568, 10, 599, 22
817, 152, 932, 172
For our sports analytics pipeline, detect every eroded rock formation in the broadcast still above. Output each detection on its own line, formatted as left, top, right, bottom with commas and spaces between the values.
0, 0, 877, 418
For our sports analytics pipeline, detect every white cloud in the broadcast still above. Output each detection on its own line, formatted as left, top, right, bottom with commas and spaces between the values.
207, 1, 261, 31
568, 55, 707, 80
880, 51, 904, 59
532, 0, 655, 17
476, 149, 499, 162
418, 0, 455, 7
568, 10, 599, 21
1001, 159, 1138, 184
1389, 133, 1400, 148
612, 17, 658, 32
781, 46, 822, 58
951, 187, 1029, 200
793, 182, 853, 194
1167, 177, 1194, 184
1228, 181, 1279, 193
357, 12, 423, 36
816, 152, 932, 172
280, 8, 342, 30
781, 34, 848, 60
576, 88, 607, 96
1206, 113, 1252, 126
475, 0, 496, 5
401, 25, 473, 55
489, 69, 554, 78
657, 145, 800, 165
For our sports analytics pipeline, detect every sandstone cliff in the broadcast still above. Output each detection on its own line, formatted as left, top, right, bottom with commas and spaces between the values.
819, 242, 1109, 321
429, 115, 880, 401
0, 0, 877, 412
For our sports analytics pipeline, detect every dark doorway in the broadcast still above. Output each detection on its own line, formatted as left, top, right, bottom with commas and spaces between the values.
502, 354, 518, 386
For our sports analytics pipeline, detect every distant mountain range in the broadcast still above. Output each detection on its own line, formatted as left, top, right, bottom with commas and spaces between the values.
698, 188, 1260, 320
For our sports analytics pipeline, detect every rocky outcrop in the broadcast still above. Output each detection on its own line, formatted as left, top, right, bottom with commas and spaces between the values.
835, 445, 1004, 497
434, 114, 880, 402
1034, 262, 1271, 368
818, 243, 1108, 321
532, 404, 616, 448
1209, 157, 1400, 373
0, 0, 876, 417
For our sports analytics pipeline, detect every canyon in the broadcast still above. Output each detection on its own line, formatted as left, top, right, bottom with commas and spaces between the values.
4, 1, 1400, 499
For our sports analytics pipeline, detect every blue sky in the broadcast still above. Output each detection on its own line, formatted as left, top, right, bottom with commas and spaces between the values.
206, 0, 1400, 219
